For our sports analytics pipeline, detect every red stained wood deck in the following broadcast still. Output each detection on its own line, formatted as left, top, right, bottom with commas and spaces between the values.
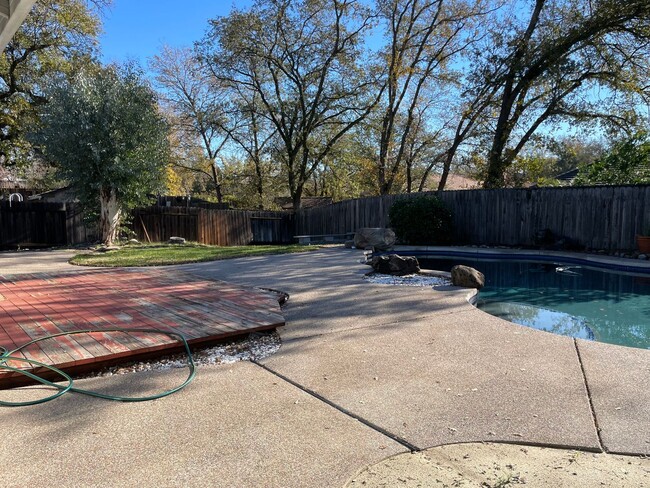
0, 269, 285, 388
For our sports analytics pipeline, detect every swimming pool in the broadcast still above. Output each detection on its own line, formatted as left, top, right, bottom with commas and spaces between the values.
416, 254, 650, 350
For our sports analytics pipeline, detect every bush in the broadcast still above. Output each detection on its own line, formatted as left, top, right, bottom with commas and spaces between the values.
389, 195, 453, 245
573, 131, 650, 185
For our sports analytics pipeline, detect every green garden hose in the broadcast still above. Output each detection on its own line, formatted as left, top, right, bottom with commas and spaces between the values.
0, 328, 196, 407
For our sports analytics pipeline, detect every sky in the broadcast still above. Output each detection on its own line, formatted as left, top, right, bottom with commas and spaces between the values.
99, 1, 252, 67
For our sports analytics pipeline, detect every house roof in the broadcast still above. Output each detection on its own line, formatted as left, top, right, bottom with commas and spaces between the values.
0, 177, 28, 190
555, 168, 581, 182
426, 173, 481, 190
27, 186, 77, 202
0, 0, 37, 50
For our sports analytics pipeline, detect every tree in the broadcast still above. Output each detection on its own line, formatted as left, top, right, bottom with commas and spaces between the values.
574, 132, 650, 185
487, 135, 605, 187
219, 92, 278, 209
301, 131, 377, 200
163, 111, 216, 196
478, 0, 650, 188
153, 45, 281, 208
0, 0, 108, 168
427, 67, 500, 191
547, 135, 605, 176
200, 0, 380, 210
35, 64, 170, 245
151, 45, 230, 203
372, 0, 488, 194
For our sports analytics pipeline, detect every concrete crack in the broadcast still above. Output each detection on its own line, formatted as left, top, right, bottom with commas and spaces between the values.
252, 360, 419, 452
574, 338, 605, 452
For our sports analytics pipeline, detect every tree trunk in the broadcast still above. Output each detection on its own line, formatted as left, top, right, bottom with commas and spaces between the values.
211, 163, 223, 203
291, 178, 304, 212
406, 160, 412, 193
437, 151, 454, 191
484, 136, 509, 188
254, 158, 264, 209
291, 185, 303, 212
380, 182, 391, 195
99, 187, 121, 246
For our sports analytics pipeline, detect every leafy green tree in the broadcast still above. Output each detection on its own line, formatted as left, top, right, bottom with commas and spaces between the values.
574, 132, 650, 185
547, 136, 605, 176
492, 135, 605, 186
35, 64, 170, 245
300, 132, 376, 200
0, 0, 108, 168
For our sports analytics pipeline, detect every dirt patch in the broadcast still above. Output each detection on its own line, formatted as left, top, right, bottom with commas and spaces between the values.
345, 442, 650, 487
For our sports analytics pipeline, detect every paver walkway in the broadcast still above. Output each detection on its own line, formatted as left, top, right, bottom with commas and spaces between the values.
0, 268, 284, 386
1, 248, 648, 488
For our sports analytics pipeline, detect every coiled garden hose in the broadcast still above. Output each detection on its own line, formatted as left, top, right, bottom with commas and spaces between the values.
0, 328, 196, 407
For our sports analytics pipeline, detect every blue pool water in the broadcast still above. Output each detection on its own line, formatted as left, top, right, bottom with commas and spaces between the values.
417, 256, 650, 350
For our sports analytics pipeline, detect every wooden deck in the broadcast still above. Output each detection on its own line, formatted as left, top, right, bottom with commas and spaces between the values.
0, 269, 285, 388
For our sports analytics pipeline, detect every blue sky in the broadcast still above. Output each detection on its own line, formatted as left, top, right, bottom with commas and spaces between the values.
99, 1, 252, 66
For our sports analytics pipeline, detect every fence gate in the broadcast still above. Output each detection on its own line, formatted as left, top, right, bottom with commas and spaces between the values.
132, 207, 294, 246
0, 201, 67, 250
249, 212, 295, 244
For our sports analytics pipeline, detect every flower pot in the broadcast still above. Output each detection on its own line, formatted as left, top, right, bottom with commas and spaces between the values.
637, 235, 650, 254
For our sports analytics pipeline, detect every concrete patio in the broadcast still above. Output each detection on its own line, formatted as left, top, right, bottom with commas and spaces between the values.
1, 248, 648, 487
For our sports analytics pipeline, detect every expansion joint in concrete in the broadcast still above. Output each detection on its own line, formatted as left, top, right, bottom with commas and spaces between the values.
251, 360, 420, 452
573, 339, 605, 453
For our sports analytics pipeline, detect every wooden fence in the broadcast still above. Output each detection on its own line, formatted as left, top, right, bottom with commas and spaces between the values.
3, 185, 648, 250
132, 207, 294, 246
295, 185, 650, 251
0, 202, 92, 250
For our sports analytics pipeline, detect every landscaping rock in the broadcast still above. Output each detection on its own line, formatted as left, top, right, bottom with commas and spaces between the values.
451, 265, 485, 289
168, 236, 186, 245
127, 239, 140, 245
344, 240, 354, 249
96, 246, 120, 253
354, 228, 396, 251
371, 254, 420, 276
639, 254, 648, 260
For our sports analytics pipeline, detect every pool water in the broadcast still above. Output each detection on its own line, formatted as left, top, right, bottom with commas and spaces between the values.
418, 256, 650, 350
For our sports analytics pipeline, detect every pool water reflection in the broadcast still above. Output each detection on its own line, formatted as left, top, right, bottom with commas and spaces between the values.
418, 257, 650, 350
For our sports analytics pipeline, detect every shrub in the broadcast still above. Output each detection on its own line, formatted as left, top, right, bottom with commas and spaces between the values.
389, 195, 453, 245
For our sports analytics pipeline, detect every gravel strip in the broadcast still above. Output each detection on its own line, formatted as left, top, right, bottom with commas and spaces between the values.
83, 332, 281, 377
364, 272, 452, 287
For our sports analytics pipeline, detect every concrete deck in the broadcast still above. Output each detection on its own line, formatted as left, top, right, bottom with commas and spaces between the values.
1, 248, 648, 487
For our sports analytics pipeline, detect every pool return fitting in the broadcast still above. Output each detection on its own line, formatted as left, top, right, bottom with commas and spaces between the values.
0, 328, 196, 407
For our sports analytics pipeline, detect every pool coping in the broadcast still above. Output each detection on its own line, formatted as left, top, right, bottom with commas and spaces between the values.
390, 245, 650, 274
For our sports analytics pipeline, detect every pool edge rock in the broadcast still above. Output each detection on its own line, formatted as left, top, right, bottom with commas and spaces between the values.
451, 265, 485, 289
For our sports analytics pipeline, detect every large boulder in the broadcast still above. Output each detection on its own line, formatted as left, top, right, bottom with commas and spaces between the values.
371, 254, 420, 276
354, 227, 396, 251
451, 265, 485, 289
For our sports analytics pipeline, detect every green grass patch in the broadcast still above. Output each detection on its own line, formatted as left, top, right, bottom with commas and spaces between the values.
70, 243, 321, 267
